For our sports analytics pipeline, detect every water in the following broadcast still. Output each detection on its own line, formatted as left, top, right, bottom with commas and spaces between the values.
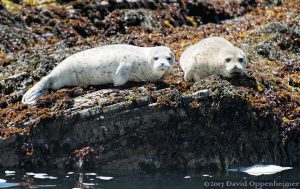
0, 167, 300, 189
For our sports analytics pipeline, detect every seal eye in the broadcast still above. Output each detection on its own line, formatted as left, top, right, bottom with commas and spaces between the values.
225, 58, 231, 63
238, 58, 244, 63
167, 57, 172, 61
153, 57, 159, 61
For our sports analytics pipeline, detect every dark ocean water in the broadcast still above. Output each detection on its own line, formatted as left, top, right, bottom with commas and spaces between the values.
0, 167, 299, 189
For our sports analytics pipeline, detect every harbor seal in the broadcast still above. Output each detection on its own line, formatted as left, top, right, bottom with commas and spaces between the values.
22, 44, 174, 104
180, 37, 247, 81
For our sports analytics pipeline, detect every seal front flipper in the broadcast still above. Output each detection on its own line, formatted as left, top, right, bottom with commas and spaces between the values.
22, 76, 52, 105
184, 67, 193, 81
113, 62, 133, 86
183, 61, 196, 81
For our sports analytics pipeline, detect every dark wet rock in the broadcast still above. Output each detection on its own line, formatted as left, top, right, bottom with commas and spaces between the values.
0, 77, 283, 170
255, 22, 299, 56
0, 24, 35, 54
246, 21, 300, 63
264, 0, 283, 6
0, 72, 29, 96
182, 89, 210, 100
255, 41, 283, 61
184, 0, 258, 23
293, 16, 300, 37
0, 0, 265, 59
0, 6, 22, 26
123, 10, 158, 31
0, 42, 93, 99
0, 136, 19, 167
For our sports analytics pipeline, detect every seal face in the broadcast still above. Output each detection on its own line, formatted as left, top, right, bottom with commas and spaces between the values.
22, 44, 174, 104
179, 37, 247, 81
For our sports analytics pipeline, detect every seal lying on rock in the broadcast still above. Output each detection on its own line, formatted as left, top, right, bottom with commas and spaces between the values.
180, 37, 247, 81
22, 44, 174, 104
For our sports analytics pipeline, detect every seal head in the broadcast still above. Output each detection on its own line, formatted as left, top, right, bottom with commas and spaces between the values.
179, 37, 248, 81
150, 46, 174, 74
218, 47, 247, 78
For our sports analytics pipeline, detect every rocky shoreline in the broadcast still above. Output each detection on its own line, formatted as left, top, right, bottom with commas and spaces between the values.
0, 0, 299, 170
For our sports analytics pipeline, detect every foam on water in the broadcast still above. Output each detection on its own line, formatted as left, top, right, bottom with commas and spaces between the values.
227, 164, 293, 176
25, 172, 57, 179
26, 172, 47, 176
96, 176, 114, 180
241, 164, 292, 176
82, 183, 95, 186
4, 171, 15, 174
33, 175, 57, 179
85, 173, 97, 176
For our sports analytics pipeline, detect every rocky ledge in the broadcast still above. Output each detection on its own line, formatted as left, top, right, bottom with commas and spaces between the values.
0, 0, 299, 170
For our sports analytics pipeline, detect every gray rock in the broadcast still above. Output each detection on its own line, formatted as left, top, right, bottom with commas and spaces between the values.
192, 89, 209, 99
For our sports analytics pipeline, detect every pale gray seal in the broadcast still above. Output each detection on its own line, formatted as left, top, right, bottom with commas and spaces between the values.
22, 44, 174, 104
180, 37, 247, 81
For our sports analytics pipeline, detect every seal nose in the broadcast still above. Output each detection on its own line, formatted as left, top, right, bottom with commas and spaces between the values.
233, 65, 239, 70
160, 63, 170, 68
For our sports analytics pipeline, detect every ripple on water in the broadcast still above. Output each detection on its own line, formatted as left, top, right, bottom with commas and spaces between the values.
31, 185, 57, 188
1, 168, 300, 189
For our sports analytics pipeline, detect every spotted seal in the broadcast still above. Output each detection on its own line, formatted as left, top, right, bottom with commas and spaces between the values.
180, 37, 247, 81
22, 44, 174, 104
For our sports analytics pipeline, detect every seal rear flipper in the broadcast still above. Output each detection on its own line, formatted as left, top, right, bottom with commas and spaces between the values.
22, 77, 51, 105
